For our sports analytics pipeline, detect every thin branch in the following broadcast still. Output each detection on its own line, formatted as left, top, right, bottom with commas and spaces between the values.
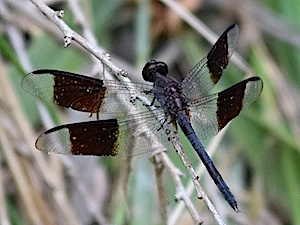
152, 151, 203, 224
152, 152, 169, 224
168, 132, 226, 225
29, 0, 126, 79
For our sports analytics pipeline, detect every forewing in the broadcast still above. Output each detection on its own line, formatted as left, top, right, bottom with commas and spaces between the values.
35, 110, 173, 156
181, 24, 239, 100
189, 77, 263, 139
22, 70, 154, 114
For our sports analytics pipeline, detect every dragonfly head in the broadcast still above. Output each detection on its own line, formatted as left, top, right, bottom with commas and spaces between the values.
142, 60, 168, 82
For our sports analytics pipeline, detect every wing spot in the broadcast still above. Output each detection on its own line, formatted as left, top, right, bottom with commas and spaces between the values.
86, 87, 93, 93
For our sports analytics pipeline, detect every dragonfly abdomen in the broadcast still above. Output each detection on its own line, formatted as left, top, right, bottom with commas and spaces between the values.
176, 112, 239, 212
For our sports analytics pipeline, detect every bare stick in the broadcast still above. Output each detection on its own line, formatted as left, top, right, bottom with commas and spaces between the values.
29, 0, 126, 78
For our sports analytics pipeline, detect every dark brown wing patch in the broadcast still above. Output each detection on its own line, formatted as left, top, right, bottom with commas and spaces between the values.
206, 24, 236, 84
38, 120, 120, 156
216, 77, 262, 130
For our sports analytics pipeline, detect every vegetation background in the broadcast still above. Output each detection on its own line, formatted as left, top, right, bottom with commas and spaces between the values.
0, 0, 299, 224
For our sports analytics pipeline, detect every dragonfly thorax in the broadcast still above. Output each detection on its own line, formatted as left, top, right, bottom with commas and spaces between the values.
154, 75, 188, 116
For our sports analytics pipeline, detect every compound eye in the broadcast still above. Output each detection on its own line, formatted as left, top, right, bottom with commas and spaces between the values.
142, 60, 168, 82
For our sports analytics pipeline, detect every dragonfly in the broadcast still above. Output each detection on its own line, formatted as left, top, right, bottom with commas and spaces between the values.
22, 24, 263, 212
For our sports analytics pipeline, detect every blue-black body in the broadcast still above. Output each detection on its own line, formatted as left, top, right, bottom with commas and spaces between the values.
143, 60, 238, 211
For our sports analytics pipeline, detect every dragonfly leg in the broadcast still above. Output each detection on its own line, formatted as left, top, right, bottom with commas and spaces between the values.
89, 111, 99, 120
150, 96, 156, 106
157, 117, 167, 131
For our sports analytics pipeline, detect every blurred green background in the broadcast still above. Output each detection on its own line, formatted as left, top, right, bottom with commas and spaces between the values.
0, 0, 300, 224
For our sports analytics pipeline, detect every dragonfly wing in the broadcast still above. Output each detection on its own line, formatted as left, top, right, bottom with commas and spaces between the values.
35, 109, 172, 156
189, 77, 263, 139
22, 70, 154, 114
181, 24, 239, 100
